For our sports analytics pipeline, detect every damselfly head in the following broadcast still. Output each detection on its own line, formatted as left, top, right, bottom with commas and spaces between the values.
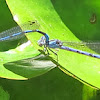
56, 40, 63, 47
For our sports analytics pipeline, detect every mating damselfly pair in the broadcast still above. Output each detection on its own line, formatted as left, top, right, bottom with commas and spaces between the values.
0, 21, 100, 60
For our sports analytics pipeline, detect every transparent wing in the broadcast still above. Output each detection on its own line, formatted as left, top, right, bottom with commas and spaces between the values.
0, 20, 40, 41
62, 41, 100, 54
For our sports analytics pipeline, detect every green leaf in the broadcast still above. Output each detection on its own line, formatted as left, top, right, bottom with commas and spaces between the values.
4, 54, 56, 79
50, 0, 100, 89
0, 0, 55, 80
5, 0, 100, 88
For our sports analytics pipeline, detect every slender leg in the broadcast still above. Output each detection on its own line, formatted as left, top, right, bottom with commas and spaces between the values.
48, 47, 57, 55
48, 47, 58, 62
43, 44, 50, 55
42, 45, 58, 62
